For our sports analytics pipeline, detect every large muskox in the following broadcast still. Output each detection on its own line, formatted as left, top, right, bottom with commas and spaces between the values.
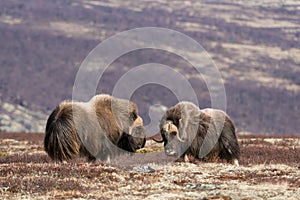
158, 101, 240, 165
44, 94, 146, 162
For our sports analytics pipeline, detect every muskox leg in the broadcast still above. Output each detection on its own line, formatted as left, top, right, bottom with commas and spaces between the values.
184, 154, 189, 162
88, 155, 96, 162
232, 159, 239, 166
181, 154, 199, 163
175, 154, 190, 162
203, 148, 219, 162
219, 138, 240, 164
218, 119, 240, 165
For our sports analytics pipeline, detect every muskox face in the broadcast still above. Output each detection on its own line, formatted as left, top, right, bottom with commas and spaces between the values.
124, 128, 146, 152
159, 102, 201, 159
126, 112, 146, 151
161, 120, 187, 157
116, 106, 146, 152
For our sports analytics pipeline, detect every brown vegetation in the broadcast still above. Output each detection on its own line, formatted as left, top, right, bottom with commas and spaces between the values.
0, 132, 299, 199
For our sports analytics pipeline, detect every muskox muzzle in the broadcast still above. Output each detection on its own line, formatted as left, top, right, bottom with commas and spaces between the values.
129, 125, 146, 148
128, 116, 146, 150
165, 146, 178, 157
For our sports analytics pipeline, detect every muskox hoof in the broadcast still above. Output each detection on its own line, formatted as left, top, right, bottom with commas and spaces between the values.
232, 159, 239, 166
184, 154, 189, 162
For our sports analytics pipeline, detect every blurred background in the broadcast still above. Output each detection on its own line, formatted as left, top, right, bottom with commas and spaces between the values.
0, 0, 299, 135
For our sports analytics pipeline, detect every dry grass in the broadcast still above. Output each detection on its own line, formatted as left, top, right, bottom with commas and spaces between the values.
0, 132, 299, 199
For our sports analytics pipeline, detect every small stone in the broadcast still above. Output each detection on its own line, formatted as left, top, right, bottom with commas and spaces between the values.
132, 165, 156, 173
185, 183, 217, 190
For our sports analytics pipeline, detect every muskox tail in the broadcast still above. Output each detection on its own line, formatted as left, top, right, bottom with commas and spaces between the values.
44, 103, 83, 162
218, 117, 241, 162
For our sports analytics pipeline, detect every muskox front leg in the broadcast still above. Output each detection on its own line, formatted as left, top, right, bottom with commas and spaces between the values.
184, 154, 189, 162
231, 159, 239, 166
88, 155, 96, 163
182, 154, 200, 163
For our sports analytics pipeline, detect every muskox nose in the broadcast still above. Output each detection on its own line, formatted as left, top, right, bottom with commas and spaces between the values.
165, 149, 177, 157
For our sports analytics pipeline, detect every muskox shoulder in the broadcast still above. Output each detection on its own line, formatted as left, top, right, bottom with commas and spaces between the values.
200, 108, 234, 127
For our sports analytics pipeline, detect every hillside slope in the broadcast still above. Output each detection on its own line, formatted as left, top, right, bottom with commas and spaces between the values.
0, 0, 299, 134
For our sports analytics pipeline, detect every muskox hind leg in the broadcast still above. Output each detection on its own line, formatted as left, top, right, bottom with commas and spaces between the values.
79, 145, 96, 162
219, 139, 240, 166
218, 119, 240, 166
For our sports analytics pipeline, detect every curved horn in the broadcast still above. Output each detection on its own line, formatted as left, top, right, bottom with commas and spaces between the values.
163, 121, 176, 132
163, 121, 186, 143
134, 116, 143, 126
129, 116, 143, 135
175, 129, 186, 143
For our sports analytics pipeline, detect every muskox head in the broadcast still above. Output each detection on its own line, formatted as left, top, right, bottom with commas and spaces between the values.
161, 120, 185, 156
159, 102, 200, 158
117, 109, 146, 152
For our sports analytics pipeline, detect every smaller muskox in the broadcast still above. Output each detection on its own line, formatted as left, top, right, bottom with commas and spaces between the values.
157, 101, 240, 165
44, 94, 146, 162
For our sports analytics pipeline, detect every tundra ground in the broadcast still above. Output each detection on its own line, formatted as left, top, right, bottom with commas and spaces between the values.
0, 132, 299, 199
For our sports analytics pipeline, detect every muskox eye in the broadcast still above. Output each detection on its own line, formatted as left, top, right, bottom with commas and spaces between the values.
170, 131, 177, 136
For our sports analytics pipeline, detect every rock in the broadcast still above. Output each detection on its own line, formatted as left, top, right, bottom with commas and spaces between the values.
0, 100, 47, 132
185, 183, 217, 190
132, 165, 156, 173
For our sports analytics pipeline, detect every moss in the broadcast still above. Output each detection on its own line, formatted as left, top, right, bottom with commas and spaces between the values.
0, 151, 9, 157
136, 147, 164, 153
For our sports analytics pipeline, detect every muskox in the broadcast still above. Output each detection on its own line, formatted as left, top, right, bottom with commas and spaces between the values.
44, 94, 146, 162
158, 101, 240, 165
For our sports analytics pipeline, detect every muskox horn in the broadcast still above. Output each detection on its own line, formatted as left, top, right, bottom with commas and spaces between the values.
135, 116, 143, 127
163, 121, 186, 143
129, 116, 143, 135
175, 129, 186, 143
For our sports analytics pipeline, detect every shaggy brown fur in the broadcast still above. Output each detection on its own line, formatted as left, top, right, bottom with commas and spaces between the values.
159, 101, 240, 165
44, 94, 146, 162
